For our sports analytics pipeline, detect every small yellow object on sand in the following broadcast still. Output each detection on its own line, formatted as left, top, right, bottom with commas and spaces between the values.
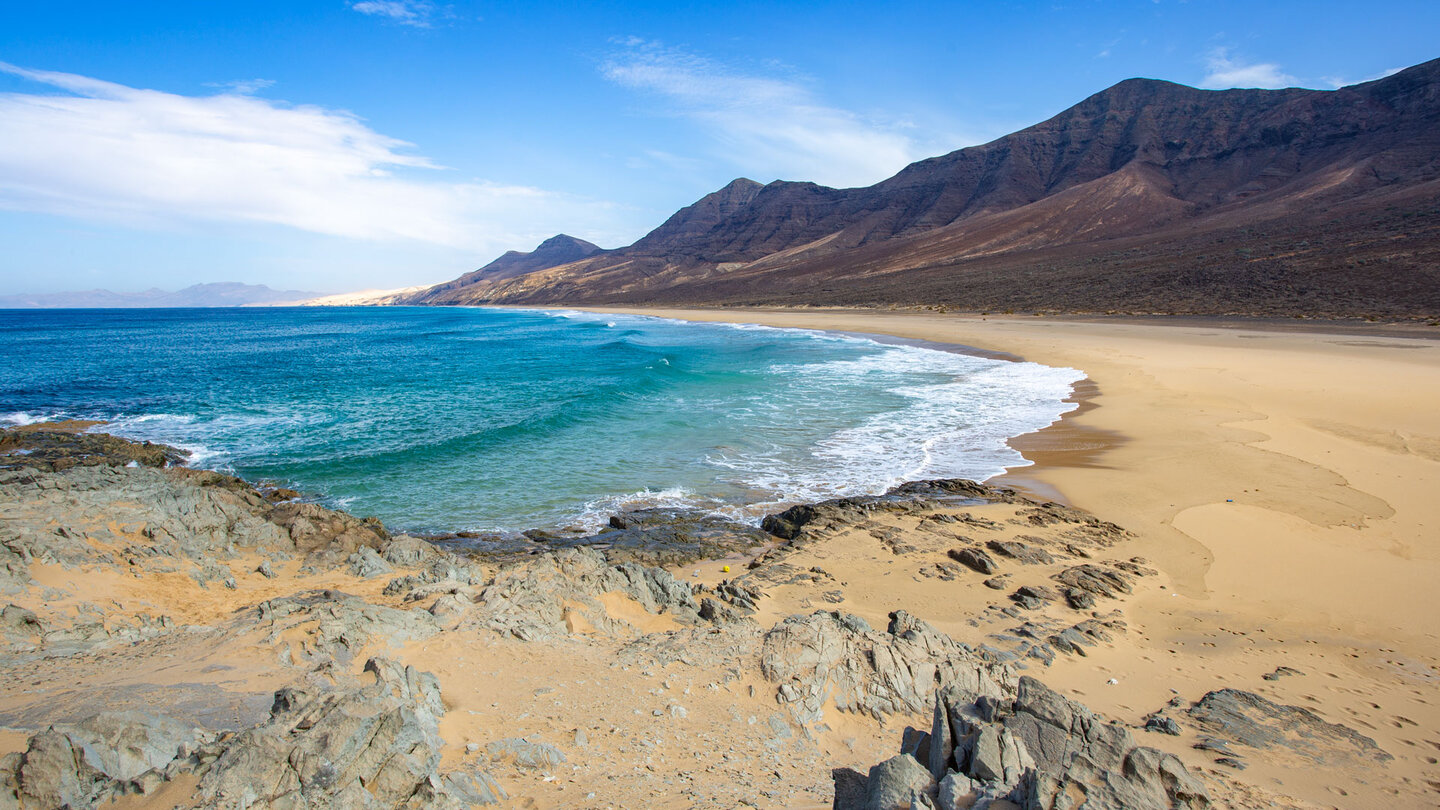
721, 565, 731, 573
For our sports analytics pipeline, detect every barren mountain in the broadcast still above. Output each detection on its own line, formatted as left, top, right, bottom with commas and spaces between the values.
407, 58, 1440, 318
407, 234, 601, 304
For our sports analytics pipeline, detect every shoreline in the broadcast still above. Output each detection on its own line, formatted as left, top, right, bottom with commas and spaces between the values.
4, 306, 1440, 806
576, 304, 1440, 805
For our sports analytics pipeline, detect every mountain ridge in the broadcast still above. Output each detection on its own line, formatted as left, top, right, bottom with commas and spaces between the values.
404, 58, 1440, 318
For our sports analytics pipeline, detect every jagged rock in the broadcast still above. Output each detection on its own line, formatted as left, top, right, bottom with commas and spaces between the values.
1006, 677, 1209, 809
1052, 564, 1132, 600
927, 691, 954, 781
859, 673, 1209, 809
469, 547, 701, 641
553, 509, 771, 566
0, 428, 189, 472
1187, 688, 1392, 763
864, 754, 934, 810
0, 712, 214, 808
1144, 715, 1182, 735
256, 590, 440, 667
763, 480, 1017, 541
382, 535, 440, 567
986, 541, 1054, 565
193, 657, 466, 808
1010, 585, 1058, 610
1261, 665, 1305, 681
1062, 587, 1096, 610
348, 546, 393, 578
947, 547, 998, 575
0, 605, 42, 647
936, 771, 975, 808
761, 610, 1009, 725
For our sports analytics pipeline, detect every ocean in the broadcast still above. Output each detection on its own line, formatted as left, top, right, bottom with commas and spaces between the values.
0, 306, 1083, 533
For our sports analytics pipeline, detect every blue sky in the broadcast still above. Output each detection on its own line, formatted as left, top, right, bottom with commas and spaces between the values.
0, 1, 1435, 295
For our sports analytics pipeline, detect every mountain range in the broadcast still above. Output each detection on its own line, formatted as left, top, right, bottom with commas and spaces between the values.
405, 57, 1440, 319
0, 283, 317, 309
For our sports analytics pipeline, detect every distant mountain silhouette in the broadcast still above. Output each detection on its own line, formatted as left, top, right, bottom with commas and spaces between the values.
407, 234, 601, 303
406, 57, 1440, 319
0, 282, 318, 308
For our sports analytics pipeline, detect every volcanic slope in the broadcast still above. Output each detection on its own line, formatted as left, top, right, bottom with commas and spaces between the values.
408, 58, 1440, 318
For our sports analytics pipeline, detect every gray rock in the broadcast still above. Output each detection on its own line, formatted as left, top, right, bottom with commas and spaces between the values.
864, 754, 934, 810
986, 540, 1054, 565
927, 691, 954, 781
967, 725, 1005, 783
1010, 585, 1058, 610
347, 546, 394, 578
0, 712, 213, 808
1187, 688, 1392, 763
1144, 715, 1182, 735
936, 771, 975, 809
1052, 564, 1131, 600
193, 657, 463, 809
947, 547, 998, 575
382, 535, 439, 567
761, 610, 1009, 725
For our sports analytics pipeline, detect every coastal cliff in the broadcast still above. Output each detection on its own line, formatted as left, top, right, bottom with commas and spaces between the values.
0, 427, 1396, 808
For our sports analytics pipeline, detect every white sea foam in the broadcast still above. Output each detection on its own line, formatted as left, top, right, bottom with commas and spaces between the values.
707, 341, 1083, 506
569, 486, 739, 530
0, 412, 47, 427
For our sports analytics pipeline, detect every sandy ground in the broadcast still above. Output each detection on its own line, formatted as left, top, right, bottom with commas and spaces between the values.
583, 306, 1440, 808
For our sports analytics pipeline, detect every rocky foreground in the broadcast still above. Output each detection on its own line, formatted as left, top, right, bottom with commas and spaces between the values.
0, 429, 1392, 808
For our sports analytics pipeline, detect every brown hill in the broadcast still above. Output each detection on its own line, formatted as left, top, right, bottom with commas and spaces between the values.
406, 58, 1440, 318
408, 234, 601, 303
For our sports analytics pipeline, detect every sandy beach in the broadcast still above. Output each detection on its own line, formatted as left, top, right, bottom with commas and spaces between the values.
578, 306, 1440, 807
2, 309, 1439, 809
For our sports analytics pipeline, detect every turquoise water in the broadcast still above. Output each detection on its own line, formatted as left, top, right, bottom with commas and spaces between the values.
0, 307, 1082, 532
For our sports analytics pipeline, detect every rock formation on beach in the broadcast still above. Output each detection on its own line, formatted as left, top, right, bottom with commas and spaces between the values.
404, 57, 1440, 319
0, 428, 1404, 807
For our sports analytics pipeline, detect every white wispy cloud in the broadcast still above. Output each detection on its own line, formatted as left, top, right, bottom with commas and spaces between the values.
601, 41, 925, 189
1200, 47, 1298, 89
0, 62, 622, 254
1322, 67, 1404, 89
205, 78, 276, 95
350, 1, 439, 28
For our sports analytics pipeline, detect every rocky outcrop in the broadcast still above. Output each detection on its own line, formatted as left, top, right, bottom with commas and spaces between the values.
0, 657, 503, 809
545, 508, 772, 567
760, 610, 1009, 725
837, 675, 1210, 810
1186, 689, 1392, 766
0, 427, 189, 472
762, 479, 1017, 541
459, 547, 703, 641
0, 712, 215, 808
0, 457, 389, 598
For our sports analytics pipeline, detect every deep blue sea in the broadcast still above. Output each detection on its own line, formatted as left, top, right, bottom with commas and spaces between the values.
0, 307, 1083, 532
